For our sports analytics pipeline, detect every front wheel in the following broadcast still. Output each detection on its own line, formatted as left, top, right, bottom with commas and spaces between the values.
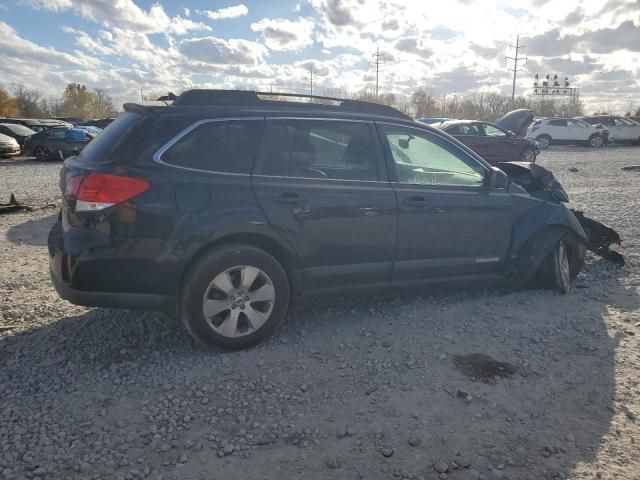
536, 135, 551, 149
521, 148, 537, 162
538, 240, 573, 294
589, 134, 604, 148
180, 244, 290, 350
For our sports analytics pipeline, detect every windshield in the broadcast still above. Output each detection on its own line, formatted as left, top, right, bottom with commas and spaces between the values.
0, 123, 36, 136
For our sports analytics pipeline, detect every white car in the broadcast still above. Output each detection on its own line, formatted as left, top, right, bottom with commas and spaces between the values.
0, 132, 21, 158
526, 118, 609, 149
578, 115, 640, 145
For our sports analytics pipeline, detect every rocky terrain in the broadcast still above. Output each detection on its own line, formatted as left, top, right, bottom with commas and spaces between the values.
1, 146, 639, 480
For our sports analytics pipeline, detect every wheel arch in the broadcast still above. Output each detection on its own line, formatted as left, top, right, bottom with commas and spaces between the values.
509, 223, 585, 286
177, 232, 303, 299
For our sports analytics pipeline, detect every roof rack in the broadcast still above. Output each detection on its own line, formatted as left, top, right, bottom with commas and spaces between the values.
171, 89, 411, 120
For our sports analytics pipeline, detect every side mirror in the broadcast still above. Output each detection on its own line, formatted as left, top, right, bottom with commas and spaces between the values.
488, 167, 509, 189
506, 130, 515, 137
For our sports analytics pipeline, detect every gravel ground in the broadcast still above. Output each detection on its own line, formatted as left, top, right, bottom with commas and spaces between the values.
1, 147, 639, 480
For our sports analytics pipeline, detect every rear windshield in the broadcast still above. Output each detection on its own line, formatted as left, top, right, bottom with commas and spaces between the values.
75, 112, 147, 163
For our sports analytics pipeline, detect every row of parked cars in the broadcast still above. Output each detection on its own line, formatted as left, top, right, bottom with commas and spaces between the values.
418, 113, 640, 164
0, 116, 104, 160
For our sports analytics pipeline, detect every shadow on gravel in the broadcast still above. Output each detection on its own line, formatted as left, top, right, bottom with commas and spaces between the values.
5, 213, 57, 246
0, 270, 637, 479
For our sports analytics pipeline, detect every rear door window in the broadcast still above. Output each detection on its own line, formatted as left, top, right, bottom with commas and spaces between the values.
159, 119, 262, 174
547, 119, 567, 127
254, 119, 379, 181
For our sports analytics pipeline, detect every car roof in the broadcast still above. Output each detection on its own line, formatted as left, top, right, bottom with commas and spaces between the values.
124, 89, 414, 124
2, 118, 43, 124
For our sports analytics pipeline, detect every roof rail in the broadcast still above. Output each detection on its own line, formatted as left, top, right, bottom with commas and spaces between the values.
171, 89, 411, 120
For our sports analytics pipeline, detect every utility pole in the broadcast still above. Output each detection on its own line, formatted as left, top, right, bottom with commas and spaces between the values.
309, 64, 314, 97
370, 47, 387, 99
140, 88, 144, 102
506, 35, 527, 105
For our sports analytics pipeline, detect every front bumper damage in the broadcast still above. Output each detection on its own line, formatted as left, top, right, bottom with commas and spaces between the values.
497, 161, 624, 266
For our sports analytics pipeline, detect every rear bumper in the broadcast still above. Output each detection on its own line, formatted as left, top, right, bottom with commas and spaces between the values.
50, 270, 170, 310
48, 219, 174, 312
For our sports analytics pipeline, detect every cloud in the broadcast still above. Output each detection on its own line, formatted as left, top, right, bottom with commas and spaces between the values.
394, 37, 433, 59
26, 0, 210, 34
0, 21, 84, 66
251, 18, 314, 51
179, 36, 267, 65
198, 4, 248, 20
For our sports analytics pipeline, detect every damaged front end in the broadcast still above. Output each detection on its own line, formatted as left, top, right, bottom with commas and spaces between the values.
497, 161, 624, 267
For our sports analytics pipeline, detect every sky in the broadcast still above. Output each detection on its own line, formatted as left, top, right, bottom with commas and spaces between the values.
0, 0, 639, 114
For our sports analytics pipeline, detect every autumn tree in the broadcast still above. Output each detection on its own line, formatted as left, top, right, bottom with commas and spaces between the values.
0, 86, 20, 117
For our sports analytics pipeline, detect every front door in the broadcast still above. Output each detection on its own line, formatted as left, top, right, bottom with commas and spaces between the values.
377, 123, 513, 280
251, 118, 397, 291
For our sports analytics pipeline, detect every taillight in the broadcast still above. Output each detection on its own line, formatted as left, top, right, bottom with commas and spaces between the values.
67, 173, 150, 212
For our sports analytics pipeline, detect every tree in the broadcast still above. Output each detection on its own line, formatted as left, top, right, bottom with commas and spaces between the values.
13, 83, 45, 118
0, 87, 20, 117
59, 83, 117, 119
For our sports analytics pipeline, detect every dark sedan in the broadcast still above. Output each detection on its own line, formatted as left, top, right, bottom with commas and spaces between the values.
0, 123, 37, 149
438, 120, 540, 163
23, 128, 94, 161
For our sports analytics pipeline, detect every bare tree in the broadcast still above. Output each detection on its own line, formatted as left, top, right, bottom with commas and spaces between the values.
13, 83, 45, 118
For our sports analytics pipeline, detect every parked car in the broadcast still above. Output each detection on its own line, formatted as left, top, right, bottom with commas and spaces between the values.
417, 117, 451, 125
437, 120, 540, 163
0, 132, 21, 157
47, 89, 590, 350
526, 118, 609, 149
37, 119, 74, 129
23, 127, 94, 161
82, 117, 117, 129
75, 125, 103, 135
578, 115, 640, 144
0, 123, 36, 149
1, 118, 48, 133
627, 116, 640, 124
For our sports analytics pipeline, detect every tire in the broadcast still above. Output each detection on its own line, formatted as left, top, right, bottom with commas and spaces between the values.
180, 244, 290, 350
589, 134, 604, 148
535, 135, 551, 149
539, 240, 572, 294
34, 145, 50, 161
521, 148, 537, 162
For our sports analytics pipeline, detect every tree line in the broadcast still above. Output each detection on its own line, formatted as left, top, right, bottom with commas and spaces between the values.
0, 83, 118, 120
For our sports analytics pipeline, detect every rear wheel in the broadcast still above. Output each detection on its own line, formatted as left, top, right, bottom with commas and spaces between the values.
180, 244, 290, 350
521, 148, 537, 162
535, 135, 551, 149
34, 145, 50, 161
589, 134, 604, 148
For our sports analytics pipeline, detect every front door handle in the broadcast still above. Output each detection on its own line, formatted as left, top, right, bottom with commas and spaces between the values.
402, 196, 429, 208
273, 192, 305, 204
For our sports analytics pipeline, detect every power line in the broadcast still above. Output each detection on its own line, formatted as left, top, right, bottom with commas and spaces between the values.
370, 47, 387, 98
506, 35, 527, 104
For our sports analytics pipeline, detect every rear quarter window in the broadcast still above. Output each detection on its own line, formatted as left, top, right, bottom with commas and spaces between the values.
75, 112, 149, 164
158, 120, 262, 174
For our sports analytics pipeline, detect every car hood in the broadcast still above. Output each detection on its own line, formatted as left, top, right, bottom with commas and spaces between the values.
496, 109, 534, 137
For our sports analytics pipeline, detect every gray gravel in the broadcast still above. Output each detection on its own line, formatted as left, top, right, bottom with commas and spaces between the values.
1, 146, 639, 480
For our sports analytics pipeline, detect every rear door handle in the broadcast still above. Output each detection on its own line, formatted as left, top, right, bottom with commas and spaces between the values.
273, 192, 305, 204
402, 196, 429, 208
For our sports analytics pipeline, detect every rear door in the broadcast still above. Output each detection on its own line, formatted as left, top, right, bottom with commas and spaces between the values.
544, 119, 567, 142
377, 123, 513, 279
251, 118, 397, 291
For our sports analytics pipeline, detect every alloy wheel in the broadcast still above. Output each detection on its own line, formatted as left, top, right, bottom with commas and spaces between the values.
34, 146, 49, 161
590, 135, 603, 148
522, 149, 536, 162
537, 136, 550, 149
202, 265, 275, 338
